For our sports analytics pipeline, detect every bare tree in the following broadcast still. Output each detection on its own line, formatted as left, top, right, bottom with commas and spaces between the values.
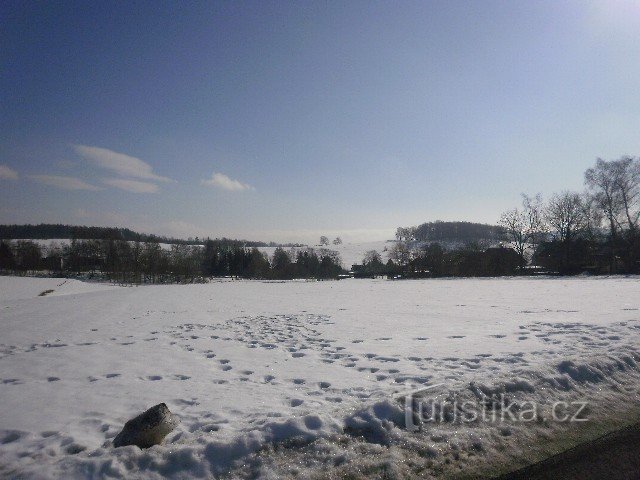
581, 193, 604, 242
585, 156, 640, 236
333, 237, 342, 245
499, 193, 545, 265
389, 241, 411, 267
395, 227, 416, 243
611, 156, 640, 235
319, 236, 329, 246
499, 208, 528, 263
522, 193, 546, 250
585, 158, 623, 240
545, 191, 587, 243
363, 250, 382, 265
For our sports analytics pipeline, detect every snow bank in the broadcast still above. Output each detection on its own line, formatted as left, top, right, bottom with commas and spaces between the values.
0, 276, 118, 301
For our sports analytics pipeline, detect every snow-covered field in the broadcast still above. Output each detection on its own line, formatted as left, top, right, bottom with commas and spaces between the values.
1, 275, 640, 478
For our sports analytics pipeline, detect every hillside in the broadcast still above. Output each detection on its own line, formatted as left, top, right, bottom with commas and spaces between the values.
411, 220, 507, 243
0, 224, 275, 247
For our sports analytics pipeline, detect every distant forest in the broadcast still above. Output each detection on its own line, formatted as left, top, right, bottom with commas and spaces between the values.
0, 223, 279, 247
396, 221, 507, 244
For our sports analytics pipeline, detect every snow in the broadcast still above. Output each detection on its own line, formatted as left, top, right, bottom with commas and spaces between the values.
1, 275, 639, 478
0, 276, 118, 301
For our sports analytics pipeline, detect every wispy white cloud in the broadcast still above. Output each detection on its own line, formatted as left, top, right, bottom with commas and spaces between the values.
201, 172, 254, 191
73, 144, 173, 183
0, 165, 19, 180
103, 178, 159, 193
30, 175, 102, 191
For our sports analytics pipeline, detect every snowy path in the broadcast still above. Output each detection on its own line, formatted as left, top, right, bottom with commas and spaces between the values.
1, 276, 639, 478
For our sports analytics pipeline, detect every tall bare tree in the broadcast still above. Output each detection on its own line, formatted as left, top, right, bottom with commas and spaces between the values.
585, 156, 640, 236
585, 158, 623, 240
612, 156, 640, 235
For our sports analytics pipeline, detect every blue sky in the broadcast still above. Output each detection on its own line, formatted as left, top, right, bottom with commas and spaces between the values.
2, 1, 640, 243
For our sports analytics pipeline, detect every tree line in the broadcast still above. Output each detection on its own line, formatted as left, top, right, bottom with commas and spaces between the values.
0, 223, 288, 247
0, 238, 344, 283
499, 156, 640, 274
355, 156, 640, 278
355, 242, 522, 278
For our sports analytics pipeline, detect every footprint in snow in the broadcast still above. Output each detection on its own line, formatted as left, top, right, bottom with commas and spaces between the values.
2, 378, 22, 385
2, 431, 24, 444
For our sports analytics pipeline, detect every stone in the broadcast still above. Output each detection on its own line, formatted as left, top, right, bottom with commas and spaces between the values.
113, 403, 179, 448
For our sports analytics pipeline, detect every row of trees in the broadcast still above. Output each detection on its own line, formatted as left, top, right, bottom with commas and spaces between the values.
354, 156, 639, 278
356, 242, 522, 278
499, 156, 640, 274
0, 238, 344, 283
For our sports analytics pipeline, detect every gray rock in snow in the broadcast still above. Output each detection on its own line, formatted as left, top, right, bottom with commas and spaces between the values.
113, 403, 179, 449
